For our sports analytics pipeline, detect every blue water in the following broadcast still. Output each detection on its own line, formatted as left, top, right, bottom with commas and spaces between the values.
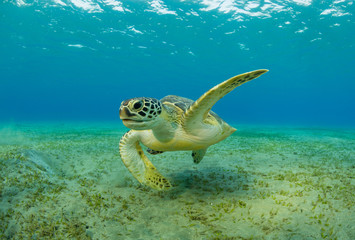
1, 0, 354, 126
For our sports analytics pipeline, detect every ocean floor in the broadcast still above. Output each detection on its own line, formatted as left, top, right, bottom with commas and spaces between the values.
0, 123, 354, 240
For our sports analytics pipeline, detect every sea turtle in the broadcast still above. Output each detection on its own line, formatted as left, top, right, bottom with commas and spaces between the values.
119, 69, 268, 190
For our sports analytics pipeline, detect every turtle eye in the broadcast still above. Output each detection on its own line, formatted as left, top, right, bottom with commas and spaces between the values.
133, 101, 143, 110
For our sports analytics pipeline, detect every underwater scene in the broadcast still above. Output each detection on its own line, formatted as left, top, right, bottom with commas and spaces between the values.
1, 0, 355, 239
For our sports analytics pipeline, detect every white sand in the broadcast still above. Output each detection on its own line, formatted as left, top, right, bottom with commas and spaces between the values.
0, 123, 354, 239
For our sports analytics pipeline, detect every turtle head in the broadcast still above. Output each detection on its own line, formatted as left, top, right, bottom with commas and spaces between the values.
119, 97, 162, 130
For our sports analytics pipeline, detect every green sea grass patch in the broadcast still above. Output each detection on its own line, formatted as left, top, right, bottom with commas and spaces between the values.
0, 125, 354, 239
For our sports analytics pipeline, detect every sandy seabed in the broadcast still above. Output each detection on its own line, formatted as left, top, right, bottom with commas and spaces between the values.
0, 123, 354, 240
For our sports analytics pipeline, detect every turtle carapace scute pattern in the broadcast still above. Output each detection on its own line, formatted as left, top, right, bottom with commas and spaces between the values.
119, 69, 268, 190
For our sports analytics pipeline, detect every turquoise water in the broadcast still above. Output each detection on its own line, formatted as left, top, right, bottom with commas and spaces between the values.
1, 0, 354, 126
1, 1, 355, 240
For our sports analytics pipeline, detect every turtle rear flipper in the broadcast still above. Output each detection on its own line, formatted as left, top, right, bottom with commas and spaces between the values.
183, 69, 268, 132
192, 148, 207, 164
119, 131, 172, 191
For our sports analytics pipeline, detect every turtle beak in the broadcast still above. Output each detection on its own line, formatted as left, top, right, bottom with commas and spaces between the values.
119, 106, 135, 120
120, 108, 153, 130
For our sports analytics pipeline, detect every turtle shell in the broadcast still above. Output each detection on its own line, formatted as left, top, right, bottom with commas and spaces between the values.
161, 95, 224, 125
161, 95, 193, 112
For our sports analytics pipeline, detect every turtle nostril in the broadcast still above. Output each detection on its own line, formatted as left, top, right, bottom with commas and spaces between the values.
122, 99, 130, 106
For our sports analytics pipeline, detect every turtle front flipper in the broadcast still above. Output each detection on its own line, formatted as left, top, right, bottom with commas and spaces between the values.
192, 148, 207, 164
119, 130, 172, 190
183, 69, 268, 132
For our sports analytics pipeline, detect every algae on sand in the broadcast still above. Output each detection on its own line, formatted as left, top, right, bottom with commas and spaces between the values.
0, 123, 354, 239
